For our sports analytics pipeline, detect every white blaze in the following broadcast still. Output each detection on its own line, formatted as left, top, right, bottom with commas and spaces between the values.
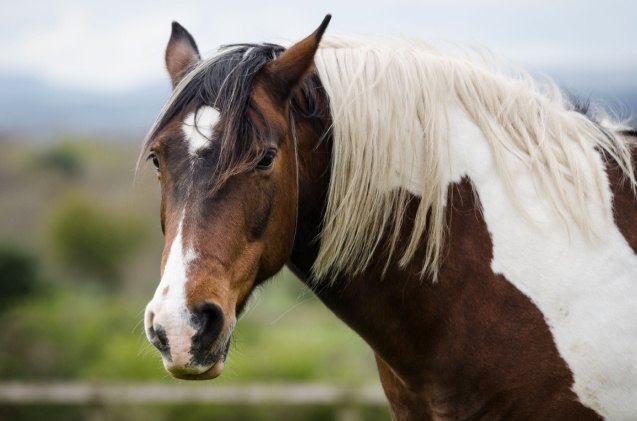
182, 106, 220, 155
146, 212, 198, 360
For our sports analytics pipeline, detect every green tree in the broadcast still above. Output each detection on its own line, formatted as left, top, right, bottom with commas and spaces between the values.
47, 196, 146, 288
37, 142, 83, 178
0, 246, 39, 311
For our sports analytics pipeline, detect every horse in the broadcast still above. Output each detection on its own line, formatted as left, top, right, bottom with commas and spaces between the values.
140, 15, 637, 420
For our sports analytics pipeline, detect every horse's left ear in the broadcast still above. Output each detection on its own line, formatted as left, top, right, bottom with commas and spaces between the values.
165, 21, 201, 88
262, 14, 331, 105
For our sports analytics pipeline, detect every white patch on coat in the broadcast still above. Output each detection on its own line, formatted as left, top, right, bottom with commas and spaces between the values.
182, 106, 220, 155
145, 212, 198, 363
434, 106, 637, 419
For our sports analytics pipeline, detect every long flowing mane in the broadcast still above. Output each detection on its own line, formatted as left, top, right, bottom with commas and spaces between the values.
312, 36, 635, 281
141, 35, 636, 283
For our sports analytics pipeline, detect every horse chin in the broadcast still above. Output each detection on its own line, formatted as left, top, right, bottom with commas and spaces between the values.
167, 360, 225, 381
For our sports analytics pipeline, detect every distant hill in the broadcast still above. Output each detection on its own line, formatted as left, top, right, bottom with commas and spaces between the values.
0, 74, 635, 142
0, 74, 170, 141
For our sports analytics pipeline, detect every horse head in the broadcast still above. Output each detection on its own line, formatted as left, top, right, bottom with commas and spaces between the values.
142, 16, 331, 379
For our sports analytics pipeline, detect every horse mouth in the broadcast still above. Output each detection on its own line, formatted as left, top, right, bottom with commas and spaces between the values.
167, 337, 231, 381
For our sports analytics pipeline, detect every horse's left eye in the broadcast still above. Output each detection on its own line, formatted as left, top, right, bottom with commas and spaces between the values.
148, 152, 160, 170
256, 149, 277, 170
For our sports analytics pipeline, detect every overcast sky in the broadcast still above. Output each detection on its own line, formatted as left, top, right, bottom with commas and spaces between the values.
2, 0, 636, 94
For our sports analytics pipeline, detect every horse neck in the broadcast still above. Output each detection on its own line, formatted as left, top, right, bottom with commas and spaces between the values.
285, 87, 433, 381
285, 79, 455, 386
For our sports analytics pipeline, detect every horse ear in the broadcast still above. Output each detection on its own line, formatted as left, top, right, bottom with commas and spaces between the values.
165, 22, 201, 88
262, 14, 331, 105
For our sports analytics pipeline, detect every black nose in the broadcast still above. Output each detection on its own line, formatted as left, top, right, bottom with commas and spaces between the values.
190, 302, 225, 358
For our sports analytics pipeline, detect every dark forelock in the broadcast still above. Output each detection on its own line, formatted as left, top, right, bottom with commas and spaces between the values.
141, 43, 286, 192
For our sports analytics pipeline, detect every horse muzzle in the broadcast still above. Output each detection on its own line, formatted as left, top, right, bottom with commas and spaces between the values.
144, 300, 234, 380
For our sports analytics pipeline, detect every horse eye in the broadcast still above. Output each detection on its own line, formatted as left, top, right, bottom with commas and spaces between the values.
148, 152, 160, 170
256, 149, 277, 170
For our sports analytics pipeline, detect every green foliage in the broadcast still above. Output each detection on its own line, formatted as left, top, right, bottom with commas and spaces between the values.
0, 403, 391, 421
0, 245, 40, 311
36, 143, 83, 178
46, 196, 146, 287
226, 279, 376, 385
0, 287, 163, 380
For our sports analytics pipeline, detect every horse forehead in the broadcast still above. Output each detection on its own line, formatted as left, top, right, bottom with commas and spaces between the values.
250, 83, 287, 131
182, 105, 221, 155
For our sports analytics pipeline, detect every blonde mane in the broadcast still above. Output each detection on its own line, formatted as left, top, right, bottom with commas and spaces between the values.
311, 35, 635, 282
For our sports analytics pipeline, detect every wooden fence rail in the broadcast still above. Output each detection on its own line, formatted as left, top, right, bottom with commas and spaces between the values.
0, 381, 386, 406
0, 382, 388, 421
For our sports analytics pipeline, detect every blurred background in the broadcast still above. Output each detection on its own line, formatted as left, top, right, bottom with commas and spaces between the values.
0, 1, 635, 420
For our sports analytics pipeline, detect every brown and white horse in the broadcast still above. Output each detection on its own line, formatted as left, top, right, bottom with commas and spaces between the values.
141, 15, 637, 420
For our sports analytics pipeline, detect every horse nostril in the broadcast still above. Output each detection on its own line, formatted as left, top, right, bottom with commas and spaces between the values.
191, 302, 225, 352
147, 323, 169, 353
155, 325, 169, 349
